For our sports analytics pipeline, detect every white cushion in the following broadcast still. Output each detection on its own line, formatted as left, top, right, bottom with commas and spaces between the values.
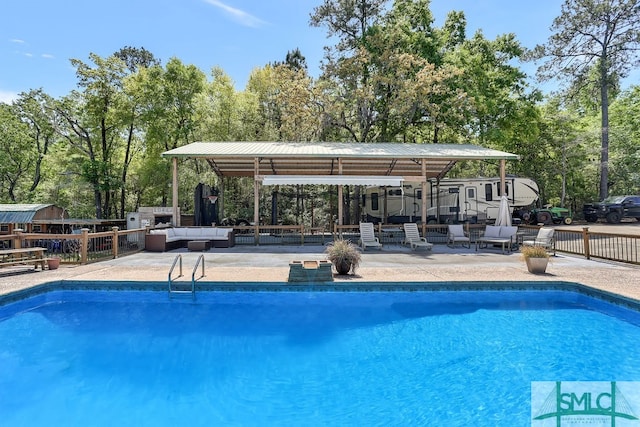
201, 228, 216, 239
500, 226, 517, 238
173, 228, 187, 237
186, 228, 202, 238
484, 226, 501, 238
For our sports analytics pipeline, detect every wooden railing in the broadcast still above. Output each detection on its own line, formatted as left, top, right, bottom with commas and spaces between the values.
0, 227, 147, 264
3, 223, 637, 267
553, 226, 640, 265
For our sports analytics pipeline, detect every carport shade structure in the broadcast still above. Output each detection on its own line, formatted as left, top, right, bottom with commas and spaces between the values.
161, 141, 519, 226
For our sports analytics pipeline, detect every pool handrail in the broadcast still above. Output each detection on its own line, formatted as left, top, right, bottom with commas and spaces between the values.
168, 254, 183, 295
191, 254, 205, 289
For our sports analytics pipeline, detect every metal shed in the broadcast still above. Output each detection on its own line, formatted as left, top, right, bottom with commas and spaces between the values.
0, 204, 67, 234
162, 141, 519, 225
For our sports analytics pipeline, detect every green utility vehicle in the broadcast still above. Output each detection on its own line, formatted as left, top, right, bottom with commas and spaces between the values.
528, 206, 573, 225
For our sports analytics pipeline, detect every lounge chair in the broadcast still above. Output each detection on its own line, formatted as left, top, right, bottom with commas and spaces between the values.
402, 223, 433, 251
476, 225, 518, 254
446, 224, 470, 248
522, 227, 555, 255
358, 222, 382, 250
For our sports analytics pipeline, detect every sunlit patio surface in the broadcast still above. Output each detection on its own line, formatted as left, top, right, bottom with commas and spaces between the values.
0, 243, 639, 302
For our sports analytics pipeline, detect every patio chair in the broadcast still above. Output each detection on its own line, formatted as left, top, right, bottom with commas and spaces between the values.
446, 224, 470, 248
402, 223, 433, 251
358, 222, 382, 250
522, 227, 555, 255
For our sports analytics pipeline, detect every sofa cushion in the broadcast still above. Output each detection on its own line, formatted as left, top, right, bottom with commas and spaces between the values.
186, 228, 202, 238
173, 228, 187, 238
500, 226, 517, 239
200, 228, 217, 239
484, 225, 501, 238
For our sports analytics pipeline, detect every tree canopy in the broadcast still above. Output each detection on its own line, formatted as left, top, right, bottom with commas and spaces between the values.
0, 0, 639, 225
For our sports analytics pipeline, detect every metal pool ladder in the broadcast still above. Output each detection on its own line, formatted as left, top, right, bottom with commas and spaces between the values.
168, 254, 206, 299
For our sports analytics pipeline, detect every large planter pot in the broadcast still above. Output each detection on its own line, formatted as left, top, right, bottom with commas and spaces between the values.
525, 257, 548, 274
47, 257, 61, 270
335, 261, 352, 275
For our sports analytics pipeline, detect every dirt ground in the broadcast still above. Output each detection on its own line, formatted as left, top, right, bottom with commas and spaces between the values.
555, 219, 640, 235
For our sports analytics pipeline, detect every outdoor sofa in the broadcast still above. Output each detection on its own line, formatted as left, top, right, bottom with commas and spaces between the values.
145, 227, 235, 252
475, 225, 518, 254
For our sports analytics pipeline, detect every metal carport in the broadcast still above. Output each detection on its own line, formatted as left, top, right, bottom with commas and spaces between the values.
161, 141, 519, 226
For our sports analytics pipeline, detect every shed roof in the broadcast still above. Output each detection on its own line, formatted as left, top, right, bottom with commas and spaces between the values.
162, 141, 518, 179
0, 204, 53, 224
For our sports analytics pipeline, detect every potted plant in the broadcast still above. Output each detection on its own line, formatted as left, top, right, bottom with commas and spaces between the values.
520, 245, 550, 274
47, 257, 61, 270
325, 239, 362, 275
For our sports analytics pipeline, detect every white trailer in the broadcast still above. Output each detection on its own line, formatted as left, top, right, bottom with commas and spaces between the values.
362, 177, 539, 224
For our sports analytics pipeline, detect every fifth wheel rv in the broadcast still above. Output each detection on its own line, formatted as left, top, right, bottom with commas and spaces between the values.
362, 177, 539, 224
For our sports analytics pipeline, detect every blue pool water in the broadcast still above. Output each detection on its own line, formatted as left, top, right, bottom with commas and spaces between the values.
1, 289, 640, 426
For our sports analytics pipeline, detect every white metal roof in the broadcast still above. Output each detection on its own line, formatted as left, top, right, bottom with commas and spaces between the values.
162, 141, 518, 180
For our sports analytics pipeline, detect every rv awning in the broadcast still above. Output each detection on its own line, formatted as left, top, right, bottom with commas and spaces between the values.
260, 175, 404, 186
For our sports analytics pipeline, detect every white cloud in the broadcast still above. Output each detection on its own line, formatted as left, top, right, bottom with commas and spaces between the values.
0, 90, 19, 104
10, 38, 25, 44
24, 52, 33, 57
42, 53, 55, 59
203, 0, 267, 28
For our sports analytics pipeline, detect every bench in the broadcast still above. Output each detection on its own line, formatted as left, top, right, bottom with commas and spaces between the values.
0, 247, 47, 270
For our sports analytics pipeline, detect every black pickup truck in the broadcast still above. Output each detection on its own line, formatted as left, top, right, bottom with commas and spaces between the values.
583, 195, 640, 223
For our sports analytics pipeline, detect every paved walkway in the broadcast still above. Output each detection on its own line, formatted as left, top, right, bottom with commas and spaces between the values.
1, 244, 639, 301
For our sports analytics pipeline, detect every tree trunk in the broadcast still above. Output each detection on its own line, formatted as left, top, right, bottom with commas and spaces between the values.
599, 62, 609, 201
94, 189, 103, 219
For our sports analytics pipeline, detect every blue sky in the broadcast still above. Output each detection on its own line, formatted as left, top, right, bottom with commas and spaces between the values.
1, 0, 569, 103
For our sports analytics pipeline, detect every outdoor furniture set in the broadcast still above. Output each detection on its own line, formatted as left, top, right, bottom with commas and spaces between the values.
145, 227, 235, 252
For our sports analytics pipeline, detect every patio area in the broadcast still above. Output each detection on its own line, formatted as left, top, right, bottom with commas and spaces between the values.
0, 243, 639, 302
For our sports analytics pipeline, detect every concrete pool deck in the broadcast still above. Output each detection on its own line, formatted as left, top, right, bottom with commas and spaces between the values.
0, 243, 639, 301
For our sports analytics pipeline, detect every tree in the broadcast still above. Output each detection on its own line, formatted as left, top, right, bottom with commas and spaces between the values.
608, 86, 640, 193
531, 0, 640, 200
53, 53, 129, 218
114, 46, 160, 218
133, 57, 207, 208
11, 89, 57, 192
0, 103, 39, 201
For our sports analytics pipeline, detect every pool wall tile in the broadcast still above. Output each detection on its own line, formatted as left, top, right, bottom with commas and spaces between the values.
1, 279, 639, 313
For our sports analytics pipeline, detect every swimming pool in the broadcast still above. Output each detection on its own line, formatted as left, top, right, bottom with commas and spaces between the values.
1, 288, 640, 426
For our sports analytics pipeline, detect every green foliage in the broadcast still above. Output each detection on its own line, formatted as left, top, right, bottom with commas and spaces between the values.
2, 3, 640, 227
531, 0, 640, 200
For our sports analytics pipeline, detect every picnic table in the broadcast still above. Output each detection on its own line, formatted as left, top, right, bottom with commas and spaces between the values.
0, 247, 47, 270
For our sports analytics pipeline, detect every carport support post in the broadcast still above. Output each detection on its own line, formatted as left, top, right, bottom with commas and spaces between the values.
254, 158, 260, 245
500, 159, 506, 197
421, 159, 427, 232
172, 157, 179, 227
338, 159, 343, 233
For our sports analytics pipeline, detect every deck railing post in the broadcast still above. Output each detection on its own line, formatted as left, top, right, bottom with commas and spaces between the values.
81, 228, 90, 264
14, 229, 23, 249
582, 227, 590, 260
112, 226, 120, 259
